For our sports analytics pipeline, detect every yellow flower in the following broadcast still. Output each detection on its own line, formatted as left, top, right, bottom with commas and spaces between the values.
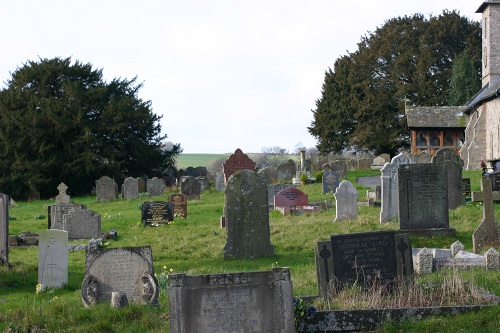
163, 265, 167, 270
169, 268, 174, 273
36, 283, 44, 294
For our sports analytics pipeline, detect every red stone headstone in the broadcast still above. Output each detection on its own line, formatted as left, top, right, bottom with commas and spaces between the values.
274, 188, 308, 208
222, 148, 256, 184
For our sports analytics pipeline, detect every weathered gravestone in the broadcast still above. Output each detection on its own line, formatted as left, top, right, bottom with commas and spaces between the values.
137, 177, 147, 193
334, 180, 358, 222
413, 151, 432, 164
215, 169, 225, 191
268, 184, 295, 207
168, 268, 295, 333
276, 159, 296, 181
38, 229, 68, 288
168, 193, 187, 218
0, 192, 8, 265
222, 148, 256, 184
380, 153, 412, 223
330, 160, 347, 179
315, 240, 334, 297
259, 165, 277, 184
398, 163, 455, 237
196, 176, 210, 192
180, 176, 201, 200
95, 176, 118, 201
224, 169, 274, 259
431, 147, 465, 209
141, 201, 174, 226
329, 231, 413, 291
471, 178, 500, 253
122, 177, 139, 199
322, 171, 340, 194
489, 171, 500, 191
147, 177, 166, 196
55, 182, 70, 204
63, 209, 101, 239
322, 163, 331, 172
48, 203, 87, 230
81, 246, 159, 307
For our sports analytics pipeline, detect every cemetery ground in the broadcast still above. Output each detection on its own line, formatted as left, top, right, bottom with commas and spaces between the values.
1, 170, 499, 332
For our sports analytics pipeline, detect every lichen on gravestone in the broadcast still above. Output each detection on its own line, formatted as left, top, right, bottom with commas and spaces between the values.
415, 248, 433, 274
484, 248, 500, 270
450, 240, 465, 257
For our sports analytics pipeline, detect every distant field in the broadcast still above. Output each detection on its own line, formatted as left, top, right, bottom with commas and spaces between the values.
175, 153, 300, 169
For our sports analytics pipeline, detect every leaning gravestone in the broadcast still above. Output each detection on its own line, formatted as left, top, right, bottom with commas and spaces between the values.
38, 229, 68, 288
55, 182, 70, 204
180, 176, 201, 200
141, 201, 174, 226
147, 177, 166, 196
96, 176, 118, 201
330, 231, 413, 291
224, 169, 274, 259
431, 147, 465, 209
322, 171, 340, 194
276, 159, 296, 181
471, 178, 500, 253
268, 184, 295, 207
380, 153, 412, 223
81, 246, 159, 307
0, 192, 9, 265
122, 177, 139, 199
334, 180, 358, 222
168, 193, 187, 218
63, 209, 101, 239
168, 268, 295, 333
222, 148, 256, 184
398, 163, 455, 237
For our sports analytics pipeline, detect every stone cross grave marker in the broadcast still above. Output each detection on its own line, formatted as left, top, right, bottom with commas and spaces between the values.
147, 177, 166, 196
315, 240, 334, 297
63, 209, 101, 239
81, 246, 159, 306
55, 182, 70, 204
180, 176, 201, 200
122, 177, 139, 199
322, 171, 340, 194
431, 147, 465, 209
95, 176, 118, 201
222, 148, 256, 184
471, 177, 500, 253
0, 192, 9, 265
380, 153, 412, 223
334, 180, 358, 222
141, 201, 174, 226
224, 169, 274, 259
168, 268, 295, 333
38, 229, 68, 288
168, 193, 187, 218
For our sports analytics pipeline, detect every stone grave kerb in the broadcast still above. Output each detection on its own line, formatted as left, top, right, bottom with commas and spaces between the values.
471, 177, 500, 253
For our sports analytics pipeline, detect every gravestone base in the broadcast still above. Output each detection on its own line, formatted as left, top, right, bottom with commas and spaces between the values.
400, 227, 455, 238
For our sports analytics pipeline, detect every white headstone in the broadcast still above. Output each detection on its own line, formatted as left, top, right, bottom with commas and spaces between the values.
38, 229, 68, 288
334, 180, 358, 222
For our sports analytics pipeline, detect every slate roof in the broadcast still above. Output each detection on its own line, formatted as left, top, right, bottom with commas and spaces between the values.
477, 1, 500, 13
406, 106, 467, 128
462, 77, 500, 115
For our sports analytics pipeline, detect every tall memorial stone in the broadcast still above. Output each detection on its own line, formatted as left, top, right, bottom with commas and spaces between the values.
276, 159, 296, 181
222, 148, 256, 184
224, 169, 274, 259
380, 153, 412, 223
180, 176, 201, 200
81, 246, 159, 307
471, 178, 500, 253
55, 182, 70, 204
168, 268, 295, 333
0, 192, 8, 265
322, 171, 340, 194
147, 177, 166, 196
334, 180, 358, 222
215, 169, 225, 191
38, 229, 68, 288
431, 148, 465, 209
398, 163, 455, 237
168, 193, 188, 218
96, 176, 118, 201
122, 177, 139, 199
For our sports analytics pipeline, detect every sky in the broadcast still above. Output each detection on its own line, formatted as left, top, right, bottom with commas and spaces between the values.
0, 0, 482, 154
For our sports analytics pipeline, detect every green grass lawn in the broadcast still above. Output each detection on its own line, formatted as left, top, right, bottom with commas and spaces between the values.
1, 170, 499, 332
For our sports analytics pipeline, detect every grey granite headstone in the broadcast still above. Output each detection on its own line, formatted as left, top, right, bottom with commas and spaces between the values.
380, 153, 412, 223
122, 177, 139, 199
471, 178, 500, 253
224, 169, 274, 259
268, 183, 295, 207
63, 209, 101, 239
334, 180, 358, 222
96, 176, 118, 201
330, 160, 347, 179
215, 169, 225, 191
147, 177, 166, 197
431, 148, 465, 209
168, 193, 187, 218
322, 171, 340, 194
137, 177, 147, 193
55, 182, 70, 204
315, 240, 334, 297
48, 203, 87, 230
81, 246, 158, 307
168, 268, 294, 333
398, 163, 455, 237
180, 176, 201, 200
38, 229, 68, 288
196, 176, 210, 191
0, 192, 9, 265
276, 159, 296, 181
413, 151, 432, 164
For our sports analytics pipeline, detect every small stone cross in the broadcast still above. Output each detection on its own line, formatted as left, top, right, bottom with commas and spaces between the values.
55, 182, 70, 204
471, 178, 500, 253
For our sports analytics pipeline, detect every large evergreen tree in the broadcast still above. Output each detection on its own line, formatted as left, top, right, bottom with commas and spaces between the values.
308, 10, 481, 156
447, 51, 481, 105
0, 57, 181, 199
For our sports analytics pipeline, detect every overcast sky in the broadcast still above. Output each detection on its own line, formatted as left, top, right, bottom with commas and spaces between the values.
0, 1, 481, 154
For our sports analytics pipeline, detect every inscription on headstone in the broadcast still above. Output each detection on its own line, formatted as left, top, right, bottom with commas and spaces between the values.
141, 201, 174, 226
274, 187, 308, 209
268, 184, 295, 207
322, 171, 339, 194
122, 177, 139, 199
38, 229, 68, 288
168, 193, 187, 218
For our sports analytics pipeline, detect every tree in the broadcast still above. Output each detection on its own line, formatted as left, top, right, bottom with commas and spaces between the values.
261, 146, 289, 167
447, 51, 481, 105
308, 10, 481, 156
0, 57, 182, 199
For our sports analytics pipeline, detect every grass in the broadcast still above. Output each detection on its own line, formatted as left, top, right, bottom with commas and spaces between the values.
1, 170, 499, 332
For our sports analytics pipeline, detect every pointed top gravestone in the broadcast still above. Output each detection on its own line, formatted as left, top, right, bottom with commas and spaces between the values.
0, 192, 8, 266
55, 182, 70, 204
471, 178, 500, 253
380, 153, 412, 223
222, 148, 256, 184
431, 148, 465, 209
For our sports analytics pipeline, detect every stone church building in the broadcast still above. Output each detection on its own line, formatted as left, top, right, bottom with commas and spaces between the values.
461, 0, 500, 170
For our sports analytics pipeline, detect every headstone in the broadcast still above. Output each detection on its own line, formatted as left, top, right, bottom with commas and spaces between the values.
81, 246, 159, 306
168, 193, 187, 218
137, 177, 147, 193
215, 169, 225, 191
489, 171, 500, 191
274, 187, 308, 209
63, 209, 101, 239
180, 176, 201, 200
268, 184, 295, 207
224, 169, 274, 259
322, 163, 331, 172
38, 229, 68, 288
371, 156, 386, 169
48, 203, 87, 230
330, 160, 347, 179
484, 248, 500, 270
462, 178, 471, 197
379, 153, 391, 163
168, 268, 294, 333
413, 152, 432, 164
122, 177, 139, 199
55, 182, 70, 204
196, 176, 210, 191
258, 166, 277, 184
334, 180, 358, 222
276, 159, 296, 181
322, 171, 340, 194
379, 153, 412, 223
358, 158, 372, 169
398, 163, 455, 237
95, 176, 118, 201
141, 201, 174, 226
431, 148, 465, 209
414, 248, 433, 274
315, 240, 334, 297
222, 148, 256, 184
330, 231, 413, 290
471, 178, 500, 253
0, 192, 9, 265
147, 177, 166, 196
